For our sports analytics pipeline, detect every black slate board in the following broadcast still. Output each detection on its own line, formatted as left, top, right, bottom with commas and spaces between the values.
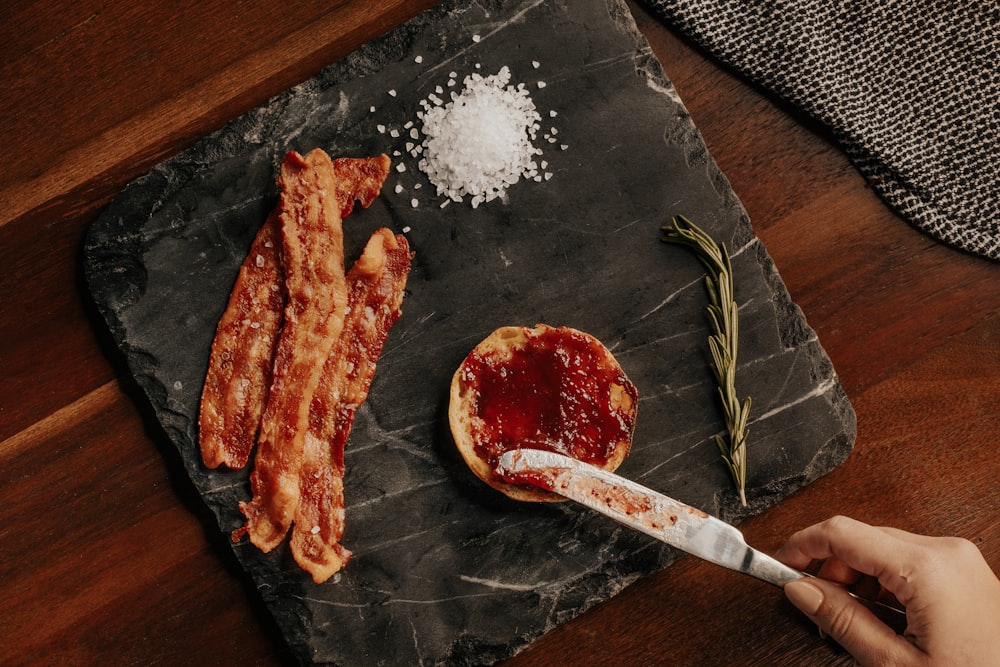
83, 0, 855, 664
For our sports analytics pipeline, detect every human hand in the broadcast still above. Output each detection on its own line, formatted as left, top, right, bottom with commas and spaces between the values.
775, 515, 1000, 666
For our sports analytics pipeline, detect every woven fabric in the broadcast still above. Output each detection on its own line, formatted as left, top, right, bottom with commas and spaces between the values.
641, 0, 1000, 260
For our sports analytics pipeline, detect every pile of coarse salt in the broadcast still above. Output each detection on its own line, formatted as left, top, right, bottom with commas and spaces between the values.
415, 66, 549, 208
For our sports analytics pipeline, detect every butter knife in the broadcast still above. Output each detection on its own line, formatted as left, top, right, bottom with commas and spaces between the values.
496, 448, 802, 586
496, 448, 905, 618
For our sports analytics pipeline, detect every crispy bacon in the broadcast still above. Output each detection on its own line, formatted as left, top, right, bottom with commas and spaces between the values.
290, 229, 412, 582
332, 156, 391, 218
198, 209, 284, 469
237, 149, 350, 552
209, 147, 404, 580
199, 154, 391, 470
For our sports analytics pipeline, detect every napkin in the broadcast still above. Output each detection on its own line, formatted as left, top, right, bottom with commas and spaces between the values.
640, 0, 1000, 260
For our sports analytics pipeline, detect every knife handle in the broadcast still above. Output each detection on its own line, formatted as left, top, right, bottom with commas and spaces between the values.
743, 547, 806, 587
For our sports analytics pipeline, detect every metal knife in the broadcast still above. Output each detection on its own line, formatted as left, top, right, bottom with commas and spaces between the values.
496, 449, 907, 623
495, 448, 805, 587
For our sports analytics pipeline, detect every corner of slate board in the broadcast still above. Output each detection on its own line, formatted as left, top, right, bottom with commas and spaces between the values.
82, 0, 854, 664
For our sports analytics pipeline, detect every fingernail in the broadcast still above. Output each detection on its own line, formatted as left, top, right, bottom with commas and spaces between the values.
785, 580, 824, 615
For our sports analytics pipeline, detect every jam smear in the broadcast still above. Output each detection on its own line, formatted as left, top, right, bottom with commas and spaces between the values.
466, 327, 637, 474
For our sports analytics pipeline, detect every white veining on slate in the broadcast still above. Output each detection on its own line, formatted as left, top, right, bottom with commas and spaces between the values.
360, 519, 468, 556
422, 0, 547, 79
752, 376, 838, 423
459, 575, 551, 592
731, 236, 760, 258
637, 275, 703, 321
636, 436, 708, 480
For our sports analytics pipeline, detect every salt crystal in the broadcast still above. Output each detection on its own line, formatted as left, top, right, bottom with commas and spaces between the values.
402, 226, 412, 233
472, 34, 481, 42
311, 525, 321, 535
411, 198, 419, 208
369, 106, 376, 113
377, 124, 386, 133
417, 66, 545, 207
396, 163, 406, 173
414, 55, 423, 63
394, 184, 403, 194
537, 81, 547, 89
388, 89, 397, 97
549, 109, 558, 117
390, 129, 400, 138
532, 60, 540, 69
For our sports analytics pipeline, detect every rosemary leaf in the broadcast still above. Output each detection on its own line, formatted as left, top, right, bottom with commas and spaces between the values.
661, 215, 751, 507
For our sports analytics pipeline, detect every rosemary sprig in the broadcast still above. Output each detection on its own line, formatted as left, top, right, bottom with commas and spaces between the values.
661, 215, 751, 507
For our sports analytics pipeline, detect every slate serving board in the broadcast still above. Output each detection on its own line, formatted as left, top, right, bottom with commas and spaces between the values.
83, 0, 856, 664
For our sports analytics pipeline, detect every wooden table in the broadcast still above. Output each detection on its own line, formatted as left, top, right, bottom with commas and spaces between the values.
2, 2, 997, 664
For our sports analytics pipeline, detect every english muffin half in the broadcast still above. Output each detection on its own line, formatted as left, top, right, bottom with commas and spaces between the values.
449, 324, 638, 502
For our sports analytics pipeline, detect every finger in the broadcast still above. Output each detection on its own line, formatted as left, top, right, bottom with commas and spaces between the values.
778, 516, 905, 577
773, 517, 850, 569
776, 516, 939, 609
784, 578, 920, 666
814, 556, 863, 586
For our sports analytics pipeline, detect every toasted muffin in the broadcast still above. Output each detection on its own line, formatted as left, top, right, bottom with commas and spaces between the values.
449, 324, 638, 502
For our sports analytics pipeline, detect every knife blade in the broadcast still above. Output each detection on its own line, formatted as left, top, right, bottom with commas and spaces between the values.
495, 448, 804, 586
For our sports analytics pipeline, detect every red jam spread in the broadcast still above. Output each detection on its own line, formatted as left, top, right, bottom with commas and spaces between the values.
464, 327, 637, 473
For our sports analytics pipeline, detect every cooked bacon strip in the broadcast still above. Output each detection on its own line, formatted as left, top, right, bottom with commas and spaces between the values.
289, 229, 412, 583
198, 210, 285, 469
235, 149, 350, 552
333, 155, 391, 218
199, 154, 391, 470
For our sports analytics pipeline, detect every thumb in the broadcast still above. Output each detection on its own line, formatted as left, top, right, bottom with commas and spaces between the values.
784, 579, 917, 666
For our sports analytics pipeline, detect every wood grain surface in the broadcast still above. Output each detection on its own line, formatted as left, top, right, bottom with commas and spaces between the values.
1, 2, 997, 665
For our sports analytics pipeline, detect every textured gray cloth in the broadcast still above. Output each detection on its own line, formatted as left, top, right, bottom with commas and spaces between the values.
641, 0, 1000, 260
